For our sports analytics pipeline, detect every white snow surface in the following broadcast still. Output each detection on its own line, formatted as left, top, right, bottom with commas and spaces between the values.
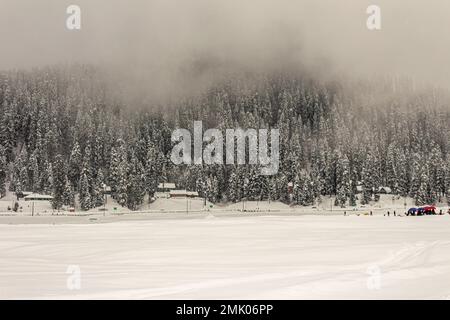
1, 214, 450, 299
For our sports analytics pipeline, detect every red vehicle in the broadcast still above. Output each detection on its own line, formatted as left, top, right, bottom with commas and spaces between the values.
423, 206, 437, 215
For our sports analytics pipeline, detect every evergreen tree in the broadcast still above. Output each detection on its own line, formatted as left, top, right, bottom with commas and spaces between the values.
144, 144, 159, 201
0, 146, 7, 198
386, 143, 398, 194
227, 168, 240, 203
92, 170, 105, 208
126, 153, 145, 210
396, 151, 409, 197
51, 154, 66, 209
79, 172, 92, 211
11, 148, 28, 193
68, 141, 82, 190
62, 175, 75, 207
116, 160, 129, 208
40, 160, 53, 195
335, 153, 350, 206
361, 151, 374, 205
28, 151, 40, 193
416, 172, 428, 206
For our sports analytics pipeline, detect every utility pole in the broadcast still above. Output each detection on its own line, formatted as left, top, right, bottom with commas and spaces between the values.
102, 183, 107, 216
243, 178, 249, 212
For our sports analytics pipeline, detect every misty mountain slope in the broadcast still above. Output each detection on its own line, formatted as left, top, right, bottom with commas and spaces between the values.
1, 65, 450, 212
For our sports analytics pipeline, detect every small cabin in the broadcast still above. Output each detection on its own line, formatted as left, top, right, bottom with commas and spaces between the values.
169, 190, 199, 198
187, 191, 199, 198
103, 185, 112, 195
157, 183, 176, 193
24, 194, 54, 201
377, 187, 392, 194
16, 191, 33, 199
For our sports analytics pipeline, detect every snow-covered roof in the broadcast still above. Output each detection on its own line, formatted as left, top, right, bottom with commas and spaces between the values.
24, 193, 53, 200
378, 186, 392, 193
170, 190, 188, 195
169, 190, 199, 197
158, 183, 176, 189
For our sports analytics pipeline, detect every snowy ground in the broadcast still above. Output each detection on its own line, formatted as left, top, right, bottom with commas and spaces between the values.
1, 213, 450, 299
1, 194, 443, 218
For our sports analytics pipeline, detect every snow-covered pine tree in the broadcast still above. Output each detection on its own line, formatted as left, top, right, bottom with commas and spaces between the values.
336, 185, 347, 208
445, 160, 450, 205
396, 150, 409, 197
51, 154, 67, 209
28, 151, 40, 193
447, 191, 450, 206
349, 167, 358, 207
386, 143, 398, 194
126, 153, 145, 210
429, 143, 443, 202
371, 147, 382, 201
144, 144, 159, 201
416, 168, 430, 206
0, 95, 15, 161
335, 152, 350, 207
19, 165, 29, 193
206, 175, 220, 203
115, 159, 129, 208
0, 145, 7, 198
79, 172, 92, 211
92, 170, 105, 208
226, 169, 237, 203
247, 167, 266, 201
40, 160, 53, 195
11, 148, 28, 193
109, 139, 126, 199
62, 175, 75, 207
299, 172, 314, 206
361, 151, 374, 205
409, 152, 422, 199
68, 141, 82, 190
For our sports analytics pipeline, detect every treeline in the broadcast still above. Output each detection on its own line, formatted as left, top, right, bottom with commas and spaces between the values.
1, 65, 450, 210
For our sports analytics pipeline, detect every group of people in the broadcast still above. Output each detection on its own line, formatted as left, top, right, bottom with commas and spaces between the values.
343, 208, 450, 217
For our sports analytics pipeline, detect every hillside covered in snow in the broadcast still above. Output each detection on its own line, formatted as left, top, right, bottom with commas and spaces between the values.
1, 66, 450, 213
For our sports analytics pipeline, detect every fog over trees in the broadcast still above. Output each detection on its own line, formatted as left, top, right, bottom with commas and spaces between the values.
1, 65, 449, 210
1, 1, 450, 210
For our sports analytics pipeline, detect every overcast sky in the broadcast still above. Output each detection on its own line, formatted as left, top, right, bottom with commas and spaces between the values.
0, 0, 449, 91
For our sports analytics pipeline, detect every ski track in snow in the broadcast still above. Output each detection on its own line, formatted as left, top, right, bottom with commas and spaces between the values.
1, 215, 450, 299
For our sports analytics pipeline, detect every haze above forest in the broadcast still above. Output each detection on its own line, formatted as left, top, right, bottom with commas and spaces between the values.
0, 0, 449, 101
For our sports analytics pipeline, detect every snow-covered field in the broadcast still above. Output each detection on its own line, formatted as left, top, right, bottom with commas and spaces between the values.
1, 213, 450, 299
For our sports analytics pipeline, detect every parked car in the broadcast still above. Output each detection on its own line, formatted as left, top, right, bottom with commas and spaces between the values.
407, 208, 418, 216
423, 206, 437, 215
